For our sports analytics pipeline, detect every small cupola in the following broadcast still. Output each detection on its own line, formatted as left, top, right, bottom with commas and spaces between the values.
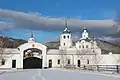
28, 32, 35, 42
83, 27, 88, 32
82, 27, 89, 39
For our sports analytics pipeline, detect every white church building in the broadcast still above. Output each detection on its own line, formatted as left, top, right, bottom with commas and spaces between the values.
0, 27, 120, 69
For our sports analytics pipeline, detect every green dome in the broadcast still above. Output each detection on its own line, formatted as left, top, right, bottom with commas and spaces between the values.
63, 30, 71, 34
62, 28, 71, 34
83, 27, 88, 32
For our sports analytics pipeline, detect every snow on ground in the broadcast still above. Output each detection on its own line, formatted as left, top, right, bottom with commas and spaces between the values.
0, 68, 120, 80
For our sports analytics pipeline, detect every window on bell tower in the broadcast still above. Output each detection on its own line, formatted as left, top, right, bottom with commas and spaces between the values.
67, 35, 69, 39
63, 36, 66, 39
64, 43, 65, 46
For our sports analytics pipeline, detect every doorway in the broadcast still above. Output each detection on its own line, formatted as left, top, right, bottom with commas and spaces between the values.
23, 57, 42, 69
49, 59, 52, 68
78, 60, 81, 67
12, 60, 16, 68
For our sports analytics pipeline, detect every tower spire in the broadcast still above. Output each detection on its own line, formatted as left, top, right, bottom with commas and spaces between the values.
63, 18, 71, 34
64, 18, 69, 31
65, 18, 68, 28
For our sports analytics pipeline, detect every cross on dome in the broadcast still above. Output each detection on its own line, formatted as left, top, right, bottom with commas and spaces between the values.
30, 32, 34, 38
62, 18, 71, 34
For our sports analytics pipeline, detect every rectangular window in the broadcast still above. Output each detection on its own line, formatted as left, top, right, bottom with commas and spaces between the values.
58, 59, 60, 65
78, 60, 81, 67
2, 59, 5, 65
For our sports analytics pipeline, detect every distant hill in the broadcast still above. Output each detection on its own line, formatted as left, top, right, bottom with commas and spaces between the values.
45, 39, 120, 54
45, 41, 60, 49
0, 36, 27, 48
0, 36, 120, 54
96, 39, 120, 54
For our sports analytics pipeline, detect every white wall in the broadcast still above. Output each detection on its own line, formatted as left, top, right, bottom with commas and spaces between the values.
0, 54, 20, 69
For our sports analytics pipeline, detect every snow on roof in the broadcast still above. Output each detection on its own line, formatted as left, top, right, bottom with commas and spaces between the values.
47, 49, 76, 55
47, 49, 59, 55
3, 48, 19, 54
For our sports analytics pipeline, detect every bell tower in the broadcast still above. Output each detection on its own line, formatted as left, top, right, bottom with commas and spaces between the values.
60, 19, 72, 48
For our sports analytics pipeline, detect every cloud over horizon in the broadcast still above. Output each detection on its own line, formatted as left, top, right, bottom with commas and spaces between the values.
0, 8, 118, 37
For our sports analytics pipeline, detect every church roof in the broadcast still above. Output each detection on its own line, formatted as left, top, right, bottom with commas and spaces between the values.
47, 49, 59, 55
79, 38, 91, 42
4, 48, 20, 54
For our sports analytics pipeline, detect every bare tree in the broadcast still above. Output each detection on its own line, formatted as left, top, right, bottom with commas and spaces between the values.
113, 10, 120, 32
93, 54, 103, 65
0, 41, 6, 60
59, 48, 67, 68
0, 40, 6, 65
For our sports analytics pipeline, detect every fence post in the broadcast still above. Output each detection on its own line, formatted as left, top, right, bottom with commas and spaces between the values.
116, 65, 119, 74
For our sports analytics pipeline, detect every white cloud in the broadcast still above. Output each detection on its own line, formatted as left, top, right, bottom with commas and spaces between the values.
0, 8, 118, 37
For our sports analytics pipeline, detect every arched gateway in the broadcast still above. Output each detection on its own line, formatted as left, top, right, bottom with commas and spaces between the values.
23, 57, 42, 69
23, 48, 43, 69
18, 33, 47, 69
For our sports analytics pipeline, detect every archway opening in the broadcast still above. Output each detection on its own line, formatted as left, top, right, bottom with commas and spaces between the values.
23, 48, 42, 58
23, 57, 42, 69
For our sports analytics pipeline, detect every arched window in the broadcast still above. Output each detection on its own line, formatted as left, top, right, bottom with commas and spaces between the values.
68, 59, 70, 64
64, 43, 65, 46
86, 45, 88, 48
82, 45, 84, 48
79, 45, 81, 48
18, 48, 20, 51
63, 36, 66, 39
84, 35, 86, 37
87, 59, 89, 64
58, 59, 60, 65
2, 59, 5, 65
67, 35, 69, 39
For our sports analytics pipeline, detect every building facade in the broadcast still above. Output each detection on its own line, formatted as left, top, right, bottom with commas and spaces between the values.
0, 28, 120, 69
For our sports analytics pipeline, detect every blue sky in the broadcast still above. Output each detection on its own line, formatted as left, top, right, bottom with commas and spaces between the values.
0, 0, 120, 42
0, 0, 118, 19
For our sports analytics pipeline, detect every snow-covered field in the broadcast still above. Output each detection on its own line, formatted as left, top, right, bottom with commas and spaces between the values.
0, 68, 120, 80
